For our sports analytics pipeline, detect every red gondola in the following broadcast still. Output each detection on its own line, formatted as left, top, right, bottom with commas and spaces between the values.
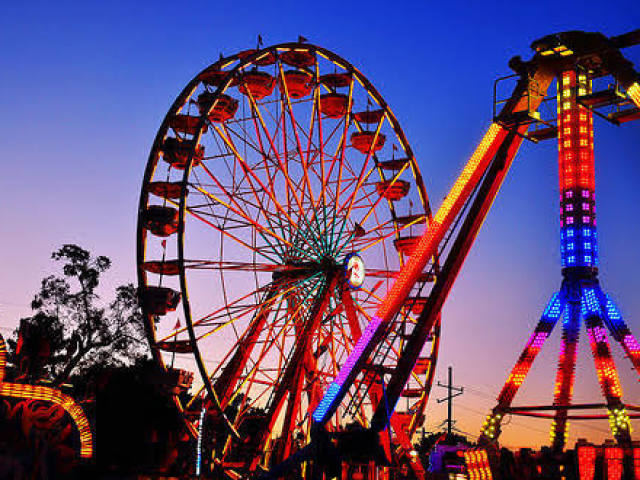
319, 73, 351, 88
146, 181, 183, 200
319, 93, 348, 118
140, 286, 181, 316
354, 109, 384, 124
169, 114, 205, 135
199, 69, 230, 88
351, 131, 386, 154
405, 296, 427, 315
375, 179, 410, 200
280, 50, 315, 68
142, 260, 182, 276
197, 92, 239, 123
379, 158, 409, 171
161, 137, 204, 169
279, 70, 313, 99
238, 71, 276, 100
142, 206, 179, 237
394, 235, 421, 256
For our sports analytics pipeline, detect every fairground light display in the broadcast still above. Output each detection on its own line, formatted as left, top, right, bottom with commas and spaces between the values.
136, 31, 640, 479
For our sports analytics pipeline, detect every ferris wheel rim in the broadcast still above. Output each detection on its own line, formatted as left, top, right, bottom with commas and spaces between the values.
136, 41, 439, 471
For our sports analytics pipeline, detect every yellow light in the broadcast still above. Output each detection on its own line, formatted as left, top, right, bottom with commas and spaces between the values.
627, 83, 640, 108
0, 334, 93, 458
560, 50, 574, 56
541, 50, 555, 56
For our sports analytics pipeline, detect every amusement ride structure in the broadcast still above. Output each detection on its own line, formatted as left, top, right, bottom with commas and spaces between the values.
478, 32, 640, 452
136, 31, 640, 478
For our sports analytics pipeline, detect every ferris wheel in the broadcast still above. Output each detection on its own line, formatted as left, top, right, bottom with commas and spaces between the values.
136, 41, 441, 476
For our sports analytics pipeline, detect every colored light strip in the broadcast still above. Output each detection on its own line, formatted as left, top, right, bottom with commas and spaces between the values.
581, 289, 626, 406
557, 70, 598, 268
628, 83, 640, 109
605, 446, 624, 480
312, 315, 382, 422
0, 335, 93, 458
577, 444, 597, 480
313, 124, 505, 424
481, 292, 565, 441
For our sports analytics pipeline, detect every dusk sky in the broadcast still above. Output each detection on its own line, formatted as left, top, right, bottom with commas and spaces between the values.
1, 1, 639, 449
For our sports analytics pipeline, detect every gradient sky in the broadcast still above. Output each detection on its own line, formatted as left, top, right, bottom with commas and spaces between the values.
1, 0, 639, 449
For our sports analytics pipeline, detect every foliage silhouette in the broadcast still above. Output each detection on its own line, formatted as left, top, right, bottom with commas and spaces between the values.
9, 244, 149, 385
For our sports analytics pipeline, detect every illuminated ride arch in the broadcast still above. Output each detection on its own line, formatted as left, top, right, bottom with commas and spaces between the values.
136, 42, 441, 477
0, 334, 93, 459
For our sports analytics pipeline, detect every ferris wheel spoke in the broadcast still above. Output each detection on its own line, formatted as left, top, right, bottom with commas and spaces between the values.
231, 279, 321, 425
189, 182, 290, 253
210, 285, 282, 409
192, 273, 322, 340
330, 79, 355, 230
183, 204, 282, 264
277, 61, 316, 210
254, 275, 334, 456
213, 124, 320, 261
243, 86, 307, 221
188, 175, 291, 258
273, 79, 328, 258
359, 162, 412, 227
334, 149, 383, 250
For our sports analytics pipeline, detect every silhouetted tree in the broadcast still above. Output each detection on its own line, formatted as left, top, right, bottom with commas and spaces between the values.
9, 244, 149, 385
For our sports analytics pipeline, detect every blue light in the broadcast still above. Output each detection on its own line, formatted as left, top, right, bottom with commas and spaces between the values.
580, 288, 600, 317
542, 292, 565, 320
313, 383, 341, 422
560, 225, 598, 267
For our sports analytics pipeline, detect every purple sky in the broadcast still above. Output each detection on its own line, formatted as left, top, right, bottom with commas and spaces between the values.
1, 0, 639, 448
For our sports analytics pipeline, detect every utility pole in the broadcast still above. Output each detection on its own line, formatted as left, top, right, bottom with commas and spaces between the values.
436, 366, 464, 435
